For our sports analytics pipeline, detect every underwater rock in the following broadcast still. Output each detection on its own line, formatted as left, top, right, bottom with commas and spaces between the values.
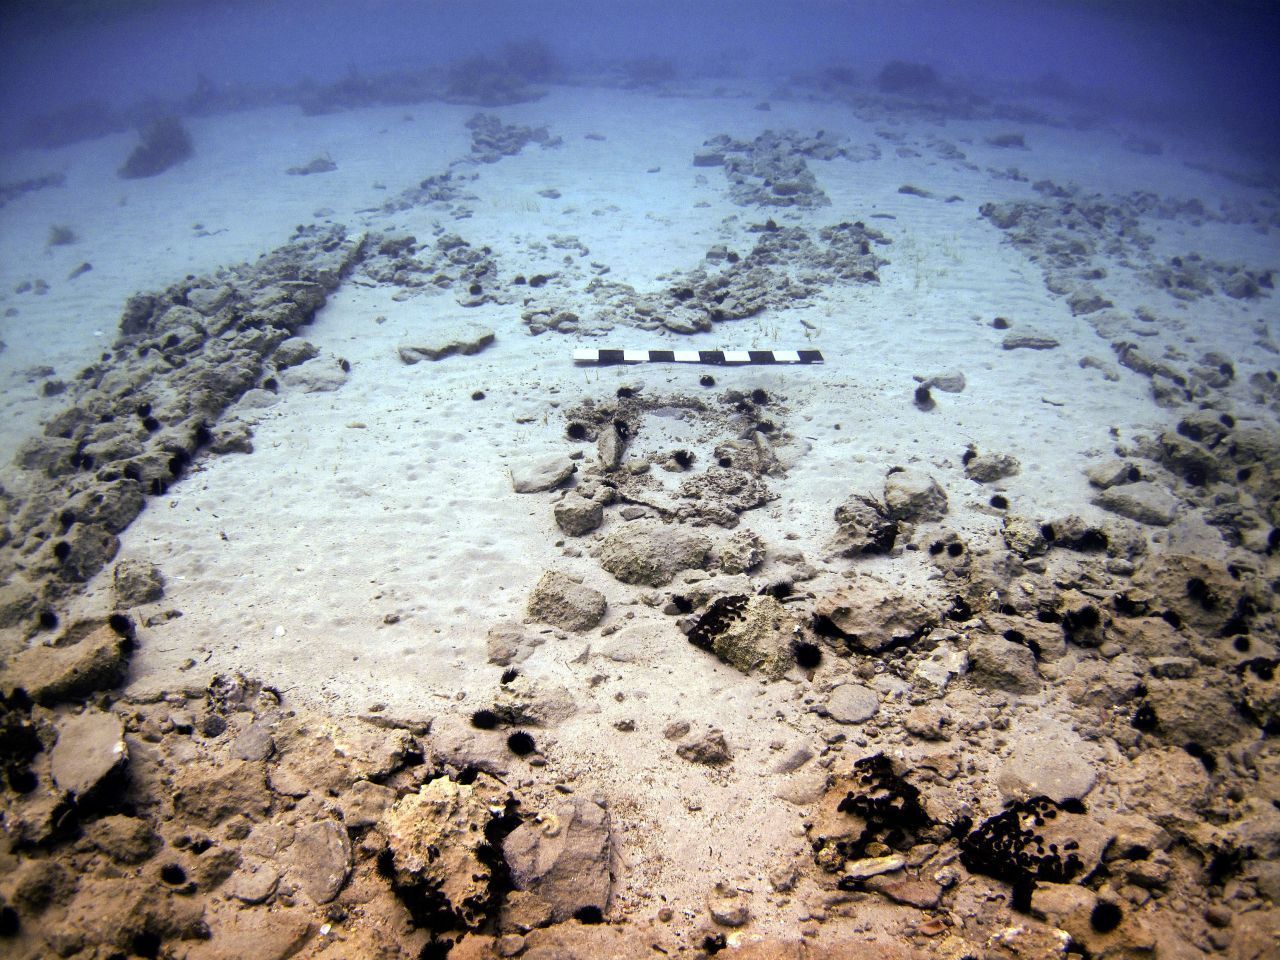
718, 529, 765, 574
922, 370, 966, 393
494, 675, 579, 727
53, 522, 120, 583
50, 708, 127, 800
503, 799, 613, 922
967, 634, 1040, 694
84, 815, 159, 865
173, 759, 272, 827
1112, 747, 1212, 829
809, 754, 931, 873
883, 469, 948, 522
526, 571, 606, 631
831, 493, 898, 556
512, 455, 576, 493
812, 577, 937, 653
685, 594, 800, 679
960, 796, 1107, 912
598, 520, 711, 586
1085, 459, 1142, 489
964, 452, 1020, 483
996, 735, 1097, 802
118, 117, 193, 179
285, 155, 336, 176
1092, 481, 1178, 526
1001, 331, 1060, 350
707, 883, 751, 927
285, 819, 352, 905
272, 337, 320, 369
554, 493, 603, 536
675, 729, 733, 766
112, 558, 165, 607
397, 324, 494, 363
465, 112, 551, 159
2, 621, 131, 705
486, 622, 544, 666
382, 773, 515, 931
824, 683, 880, 724
337, 779, 397, 829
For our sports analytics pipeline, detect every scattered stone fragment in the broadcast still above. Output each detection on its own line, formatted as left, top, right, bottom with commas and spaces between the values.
922, 370, 965, 393
913, 643, 969, 691
554, 494, 603, 536
842, 855, 904, 880
486, 622, 545, 665
903, 705, 952, 740
85, 814, 159, 864
967, 634, 1040, 694
527, 570, 606, 631
512, 455, 576, 493
883, 469, 948, 522
225, 856, 280, 905
686, 594, 800, 679
2, 622, 131, 705
831, 494, 898, 556
718, 529, 765, 574
382, 773, 513, 930
1002, 332, 1060, 350
503, 799, 613, 921
965, 452, 1020, 483
1085, 459, 1142, 489
676, 729, 732, 766
272, 337, 320, 368
997, 738, 1098, 802
863, 874, 943, 908
338, 779, 397, 829
231, 722, 275, 761
598, 520, 711, 586
174, 759, 272, 826
706, 883, 750, 927
112, 558, 165, 607
1093, 481, 1178, 526
397, 324, 495, 363
286, 819, 352, 905
824, 683, 881, 724
50, 708, 127, 800
813, 577, 937, 653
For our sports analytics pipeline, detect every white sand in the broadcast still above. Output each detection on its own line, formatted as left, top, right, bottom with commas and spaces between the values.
2, 82, 1278, 934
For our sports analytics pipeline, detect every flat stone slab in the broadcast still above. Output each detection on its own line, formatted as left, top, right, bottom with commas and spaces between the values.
1093, 481, 1178, 526
1002, 331, 1060, 350
997, 726, 1100, 802
825, 683, 880, 724
398, 323, 495, 363
51, 708, 128, 798
512, 456, 576, 494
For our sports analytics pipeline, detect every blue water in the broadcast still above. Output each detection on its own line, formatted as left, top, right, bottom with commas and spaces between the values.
1, 0, 1278, 154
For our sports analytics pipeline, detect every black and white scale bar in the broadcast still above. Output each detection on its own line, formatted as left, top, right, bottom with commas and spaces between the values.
573, 348, 823, 366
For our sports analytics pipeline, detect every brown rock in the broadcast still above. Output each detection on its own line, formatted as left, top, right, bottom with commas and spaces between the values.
84, 814, 159, 864
2, 622, 130, 705
287, 819, 352, 904
598, 520, 711, 586
503, 799, 613, 921
864, 874, 942, 908
50, 708, 128, 799
812, 576, 937, 653
526, 570, 606, 631
676, 729, 733, 766
174, 759, 271, 826
383, 773, 511, 929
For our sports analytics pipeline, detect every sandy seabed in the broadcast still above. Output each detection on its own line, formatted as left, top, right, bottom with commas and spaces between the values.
1, 79, 1278, 959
